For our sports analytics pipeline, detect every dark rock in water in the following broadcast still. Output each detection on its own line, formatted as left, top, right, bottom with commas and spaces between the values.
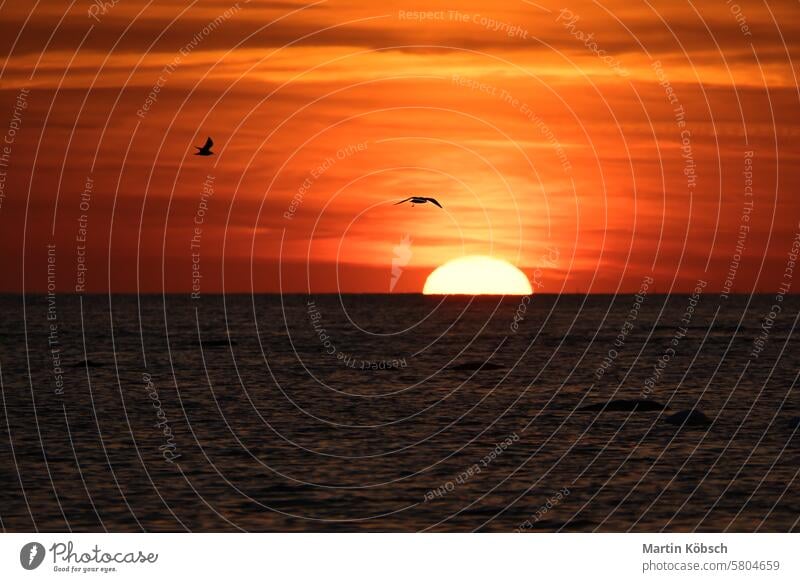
664, 409, 712, 427
578, 399, 667, 412
451, 361, 505, 371
200, 339, 237, 348
70, 359, 104, 368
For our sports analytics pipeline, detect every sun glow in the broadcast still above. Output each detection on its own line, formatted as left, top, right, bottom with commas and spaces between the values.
422, 256, 533, 295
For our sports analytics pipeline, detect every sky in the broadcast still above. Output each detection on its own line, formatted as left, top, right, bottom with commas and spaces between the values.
0, 0, 798, 293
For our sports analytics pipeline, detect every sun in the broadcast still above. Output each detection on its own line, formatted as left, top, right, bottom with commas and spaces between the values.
423, 256, 533, 295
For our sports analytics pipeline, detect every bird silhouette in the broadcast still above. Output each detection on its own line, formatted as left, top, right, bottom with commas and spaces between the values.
394, 196, 442, 208
193, 137, 214, 156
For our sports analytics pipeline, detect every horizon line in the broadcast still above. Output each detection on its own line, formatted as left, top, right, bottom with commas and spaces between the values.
1, 292, 796, 297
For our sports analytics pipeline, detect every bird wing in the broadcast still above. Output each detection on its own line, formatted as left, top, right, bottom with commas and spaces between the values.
204, 137, 213, 150
394, 197, 413, 205
426, 197, 443, 208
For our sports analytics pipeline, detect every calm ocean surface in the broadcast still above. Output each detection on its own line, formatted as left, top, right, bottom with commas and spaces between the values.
0, 293, 798, 532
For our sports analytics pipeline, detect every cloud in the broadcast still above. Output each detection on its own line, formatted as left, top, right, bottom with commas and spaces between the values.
2, 0, 799, 292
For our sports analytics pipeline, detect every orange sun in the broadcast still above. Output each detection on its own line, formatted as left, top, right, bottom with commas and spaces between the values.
422, 256, 533, 295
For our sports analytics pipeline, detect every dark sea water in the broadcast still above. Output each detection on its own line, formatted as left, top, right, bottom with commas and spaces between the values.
0, 293, 798, 532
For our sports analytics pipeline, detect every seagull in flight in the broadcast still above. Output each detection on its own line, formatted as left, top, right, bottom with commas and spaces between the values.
394, 196, 443, 208
193, 137, 214, 156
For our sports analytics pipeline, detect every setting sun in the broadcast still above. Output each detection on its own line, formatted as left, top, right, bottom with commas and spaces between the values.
422, 256, 533, 295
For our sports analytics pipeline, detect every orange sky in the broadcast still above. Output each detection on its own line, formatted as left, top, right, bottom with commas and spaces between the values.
0, 0, 798, 293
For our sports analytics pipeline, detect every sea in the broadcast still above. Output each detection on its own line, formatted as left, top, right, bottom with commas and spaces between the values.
0, 293, 797, 531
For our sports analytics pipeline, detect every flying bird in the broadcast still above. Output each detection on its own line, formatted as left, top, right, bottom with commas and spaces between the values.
394, 196, 443, 208
193, 137, 214, 156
